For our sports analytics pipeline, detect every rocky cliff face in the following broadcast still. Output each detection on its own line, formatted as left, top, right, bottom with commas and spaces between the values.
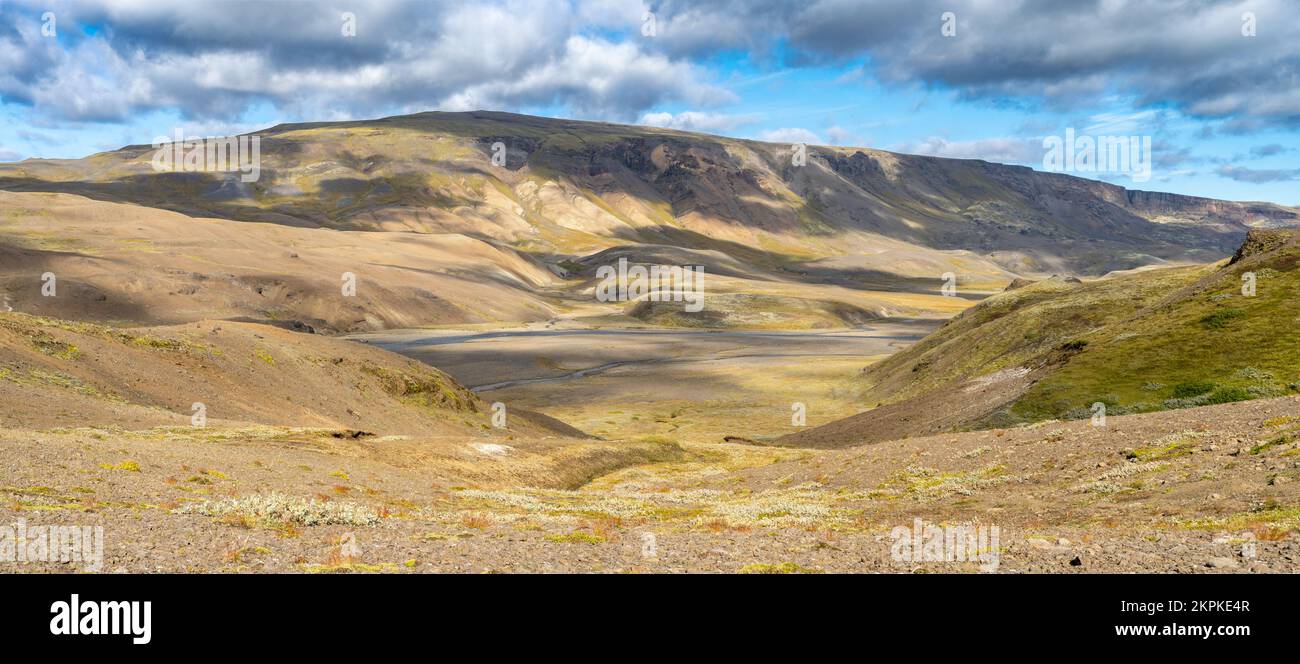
1230, 228, 1295, 264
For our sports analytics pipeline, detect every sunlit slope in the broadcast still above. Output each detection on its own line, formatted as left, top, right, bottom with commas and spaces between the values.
778, 230, 1300, 446
1014, 230, 1300, 421
4, 110, 1295, 278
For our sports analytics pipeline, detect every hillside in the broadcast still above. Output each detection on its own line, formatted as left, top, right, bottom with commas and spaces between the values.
3, 111, 1296, 311
2, 108, 1298, 572
0, 311, 583, 437
779, 229, 1300, 447
0, 191, 558, 333
0, 189, 980, 332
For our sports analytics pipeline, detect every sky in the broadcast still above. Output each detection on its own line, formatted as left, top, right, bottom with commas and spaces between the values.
0, 0, 1297, 205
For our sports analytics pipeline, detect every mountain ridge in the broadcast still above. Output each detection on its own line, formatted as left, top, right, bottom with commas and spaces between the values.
3, 110, 1296, 281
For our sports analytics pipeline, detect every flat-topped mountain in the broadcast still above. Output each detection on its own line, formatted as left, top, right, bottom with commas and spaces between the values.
3, 110, 1296, 280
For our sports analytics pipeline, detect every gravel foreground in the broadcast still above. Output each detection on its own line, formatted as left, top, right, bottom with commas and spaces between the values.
4, 395, 1298, 574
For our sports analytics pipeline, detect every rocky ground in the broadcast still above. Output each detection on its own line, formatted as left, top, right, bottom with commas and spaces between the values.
4, 394, 1297, 573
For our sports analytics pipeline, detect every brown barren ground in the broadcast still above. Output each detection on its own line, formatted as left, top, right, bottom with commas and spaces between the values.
4, 309, 1298, 573
3, 395, 1297, 573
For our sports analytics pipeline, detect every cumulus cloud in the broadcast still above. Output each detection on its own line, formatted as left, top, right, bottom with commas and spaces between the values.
1, 0, 1297, 154
0, 147, 23, 161
0, 0, 729, 123
640, 0, 1300, 127
439, 36, 734, 118
759, 127, 822, 145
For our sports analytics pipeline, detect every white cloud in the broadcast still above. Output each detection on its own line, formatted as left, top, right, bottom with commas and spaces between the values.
1083, 110, 1159, 135
895, 136, 1042, 164
575, 0, 645, 27
0, 0, 731, 123
631, 0, 1300, 127
758, 127, 822, 145
439, 36, 733, 118
638, 111, 753, 133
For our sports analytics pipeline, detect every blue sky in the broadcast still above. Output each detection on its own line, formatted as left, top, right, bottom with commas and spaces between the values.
1, 0, 1297, 204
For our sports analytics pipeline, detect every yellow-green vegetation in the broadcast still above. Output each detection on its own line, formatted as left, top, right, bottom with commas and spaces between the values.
738, 562, 823, 574
544, 531, 606, 544
99, 460, 141, 472
0, 313, 206, 354
1018, 238, 1300, 421
523, 349, 875, 446
445, 437, 867, 533
2, 485, 102, 511
859, 230, 1300, 427
253, 348, 275, 365
360, 361, 479, 414
0, 231, 98, 254
302, 561, 398, 574
861, 269, 1207, 409
1125, 432, 1207, 462
1250, 433, 1293, 455
30, 332, 81, 360
222, 545, 272, 565
1177, 505, 1300, 534
4, 366, 117, 400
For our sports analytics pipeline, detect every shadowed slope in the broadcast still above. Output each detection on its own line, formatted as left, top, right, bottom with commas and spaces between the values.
0, 311, 586, 438
4, 110, 1294, 280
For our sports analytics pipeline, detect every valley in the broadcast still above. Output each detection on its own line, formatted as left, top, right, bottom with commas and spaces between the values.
2, 111, 1298, 574
355, 321, 931, 443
